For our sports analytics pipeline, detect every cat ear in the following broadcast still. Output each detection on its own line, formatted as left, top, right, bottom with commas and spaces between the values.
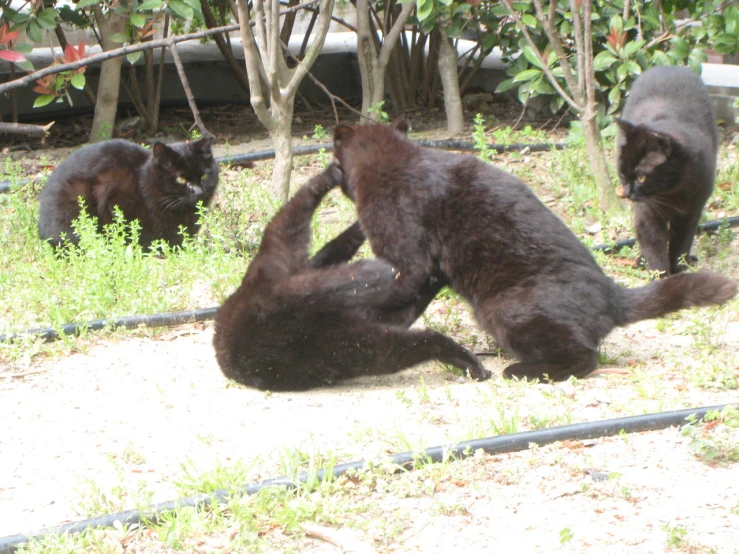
152, 142, 172, 160
391, 117, 409, 135
191, 135, 213, 154
334, 125, 354, 146
646, 131, 673, 157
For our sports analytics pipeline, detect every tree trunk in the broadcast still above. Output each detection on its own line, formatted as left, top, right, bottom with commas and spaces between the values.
356, 0, 380, 121
269, 103, 295, 201
581, 107, 619, 214
437, 26, 464, 134
90, 12, 128, 142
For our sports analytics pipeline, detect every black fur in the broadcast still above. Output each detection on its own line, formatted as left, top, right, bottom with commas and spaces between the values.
38, 137, 219, 248
616, 66, 718, 275
212, 164, 489, 391
333, 121, 736, 382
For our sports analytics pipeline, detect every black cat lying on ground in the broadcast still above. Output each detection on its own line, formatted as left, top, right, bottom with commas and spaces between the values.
212, 164, 489, 391
616, 66, 718, 276
332, 120, 736, 382
38, 137, 219, 248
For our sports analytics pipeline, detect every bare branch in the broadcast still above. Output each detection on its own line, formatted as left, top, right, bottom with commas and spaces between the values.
568, 0, 585, 96
0, 0, 320, 96
237, 0, 272, 125
532, 0, 581, 104
376, 0, 414, 70
284, 0, 335, 99
169, 44, 210, 136
0, 121, 55, 139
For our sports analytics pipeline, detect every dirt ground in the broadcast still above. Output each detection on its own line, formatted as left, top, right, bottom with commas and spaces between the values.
1, 105, 738, 553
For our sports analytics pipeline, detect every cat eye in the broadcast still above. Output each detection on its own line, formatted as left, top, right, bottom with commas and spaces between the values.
201, 171, 210, 180
636, 175, 646, 183
176, 177, 188, 186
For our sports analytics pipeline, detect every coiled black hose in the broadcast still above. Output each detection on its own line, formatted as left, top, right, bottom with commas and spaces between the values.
0, 403, 732, 553
0, 140, 567, 193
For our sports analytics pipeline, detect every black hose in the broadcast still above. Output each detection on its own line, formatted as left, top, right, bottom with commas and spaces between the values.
0, 403, 732, 553
1, 214, 737, 344
591, 216, 739, 253
0, 308, 217, 344
0, 141, 568, 193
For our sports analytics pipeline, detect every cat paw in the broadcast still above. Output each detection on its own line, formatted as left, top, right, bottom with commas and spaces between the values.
469, 363, 492, 381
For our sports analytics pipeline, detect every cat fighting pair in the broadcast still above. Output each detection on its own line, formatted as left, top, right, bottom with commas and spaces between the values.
37, 66, 735, 390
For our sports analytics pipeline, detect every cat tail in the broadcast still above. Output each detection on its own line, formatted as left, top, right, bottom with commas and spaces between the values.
276, 259, 397, 308
620, 271, 736, 325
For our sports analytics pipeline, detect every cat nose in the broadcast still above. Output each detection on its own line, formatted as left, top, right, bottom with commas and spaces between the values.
188, 184, 203, 196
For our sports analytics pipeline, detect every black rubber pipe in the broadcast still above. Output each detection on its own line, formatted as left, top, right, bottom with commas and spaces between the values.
591, 216, 739, 253
0, 308, 217, 344
1, 214, 736, 344
0, 403, 732, 553
0, 141, 568, 193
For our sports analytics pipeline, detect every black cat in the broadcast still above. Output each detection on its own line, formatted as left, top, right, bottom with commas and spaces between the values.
332, 120, 736, 382
212, 164, 490, 391
616, 66, 718, 275
38, 137, 219, 248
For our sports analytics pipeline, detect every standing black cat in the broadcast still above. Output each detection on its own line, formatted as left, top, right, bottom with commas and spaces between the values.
38, 137, 219, 248
332, 120, 736, 382
616, 66, 718, 275
212, 164, 489, 391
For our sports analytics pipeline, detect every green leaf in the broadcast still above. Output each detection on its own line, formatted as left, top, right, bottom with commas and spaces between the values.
182, 0, 202, 11
608, 85, 621, 108
168, 0, 194, 19
130, 13, 146, 27
109, 32, 128, 43
592, 51, 618, 71
522, 14, 537, 28
27, 20, 42, 43
513, 68, 542, 83
33, 94, 56, 108
13, 43, 32, 54
15, 59, 34, 72
624, 60, 641, 75
495, 78, 517, 93
127, 51, 143, 64
138, 0, 164, 10
70, 73, 86, 90
609, 14, 623, 32
522, 46, 543, 69
622, 39, 645, 59
671, 36, 690, 58
76, 0, 100, 8
417, 0, 434, 23
58, 5, 88, 27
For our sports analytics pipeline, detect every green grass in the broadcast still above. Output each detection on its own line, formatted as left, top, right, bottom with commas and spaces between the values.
0, 157, 355, 363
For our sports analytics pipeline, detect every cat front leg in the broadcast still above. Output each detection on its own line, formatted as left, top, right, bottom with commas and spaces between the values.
633, 202, 670, 276
309, 221, 365, 268
668, 211, 702, 274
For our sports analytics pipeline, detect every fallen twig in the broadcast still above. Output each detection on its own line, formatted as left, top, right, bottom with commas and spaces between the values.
0, 121, 55, 140
301, 522, 378, 554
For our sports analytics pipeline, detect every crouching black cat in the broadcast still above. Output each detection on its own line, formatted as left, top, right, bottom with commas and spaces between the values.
38, 137, 219, 248
332, 120, 737, 383
212, 164, 489, 391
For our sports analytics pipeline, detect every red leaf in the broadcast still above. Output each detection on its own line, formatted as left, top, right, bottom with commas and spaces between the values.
0, 49, 25, 62
78, 40, 85, 58
33, 85, 52, 94
0, 27, 20, 46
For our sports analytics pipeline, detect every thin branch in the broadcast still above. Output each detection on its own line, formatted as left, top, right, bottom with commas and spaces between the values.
280, 39, 366, 124
283, 0, 334, 99
583, 0, 596, 110
0, 0, 320, 96
502, 0, 582, 113
376, 0, 414, 71
0, 121, 55, 139
169, 43, 209, 136
238, 0, 272, 125
568, 0, 585, 97
299, 8, 319, 59
532, 0, 581, 104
